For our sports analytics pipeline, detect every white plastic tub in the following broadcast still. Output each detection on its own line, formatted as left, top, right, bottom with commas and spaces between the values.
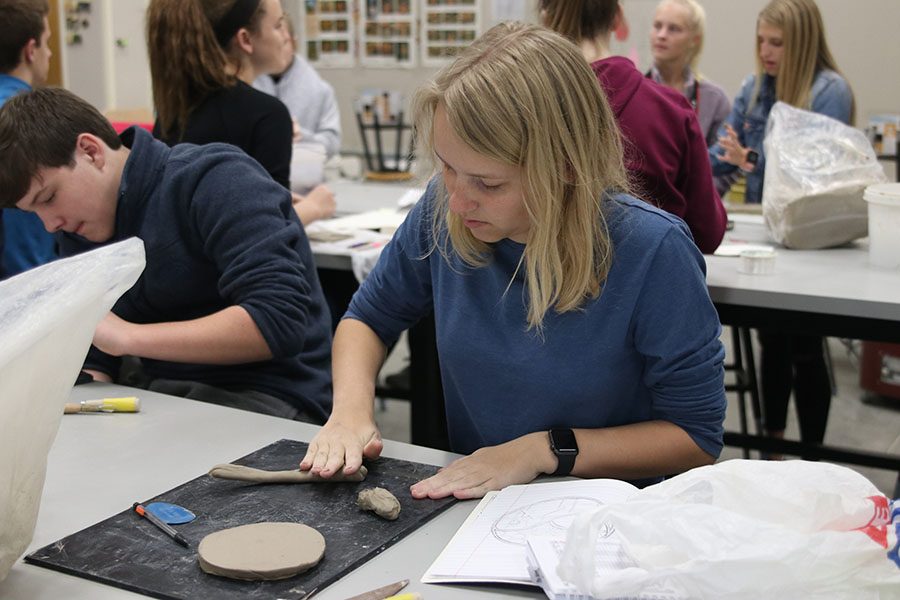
863, 183, 900, 269
290, 142, 327, 194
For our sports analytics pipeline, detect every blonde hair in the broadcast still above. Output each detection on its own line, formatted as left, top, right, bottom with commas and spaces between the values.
755, 0, 855, 123
655, 0, 707, 72
411, 22, 629, 331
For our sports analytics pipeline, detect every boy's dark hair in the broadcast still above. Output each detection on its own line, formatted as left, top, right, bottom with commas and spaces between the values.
0, 0, 50, 73
0, 86, 122, 208
539, 0, 619, 42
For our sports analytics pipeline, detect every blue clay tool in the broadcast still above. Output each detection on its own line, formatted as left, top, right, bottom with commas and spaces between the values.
145, 502, 196, 525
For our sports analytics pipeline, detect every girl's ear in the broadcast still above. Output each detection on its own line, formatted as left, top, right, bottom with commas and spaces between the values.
234, 27, 254, 55
613, 5, 629, 41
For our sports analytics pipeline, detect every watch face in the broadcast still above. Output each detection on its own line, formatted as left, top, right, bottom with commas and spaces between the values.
550, 428, 578, 454
746, 150, 759, 165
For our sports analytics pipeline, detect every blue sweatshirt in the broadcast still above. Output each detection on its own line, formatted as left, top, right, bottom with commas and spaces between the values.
347, 180, 726, 464
0, 74, 57, 278
60, 127, 333, 420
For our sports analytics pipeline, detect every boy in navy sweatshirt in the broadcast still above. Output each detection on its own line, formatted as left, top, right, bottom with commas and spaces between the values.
0, 87, 332, 421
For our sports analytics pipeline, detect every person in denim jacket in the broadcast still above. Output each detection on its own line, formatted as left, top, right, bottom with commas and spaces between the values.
710, 0, 855, 456
708, 0, 854, 204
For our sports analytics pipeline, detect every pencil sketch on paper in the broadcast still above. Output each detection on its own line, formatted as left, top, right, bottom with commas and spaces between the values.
490, 497, 615, 545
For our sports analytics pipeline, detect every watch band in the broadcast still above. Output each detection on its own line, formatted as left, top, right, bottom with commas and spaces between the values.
549, 428, 578, 476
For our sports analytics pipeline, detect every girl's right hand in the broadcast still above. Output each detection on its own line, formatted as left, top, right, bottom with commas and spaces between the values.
299, 416, 383, 478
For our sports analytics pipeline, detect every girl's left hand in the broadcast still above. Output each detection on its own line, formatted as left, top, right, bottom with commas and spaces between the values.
717, 124, 756, 171
410, 432, 556, 500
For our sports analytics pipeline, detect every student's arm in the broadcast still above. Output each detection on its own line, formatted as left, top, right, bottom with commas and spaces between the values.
249, 97, 294, 189
409, 422, 713, 500
301, 84, 341, 158
709, 75, 753, 175
810, 74, 853, 125
678, 111, 727, 254
300, 318, 386, 476
91, 306, 271, 364
301, 184, 438, 475
291, 185, 336, 225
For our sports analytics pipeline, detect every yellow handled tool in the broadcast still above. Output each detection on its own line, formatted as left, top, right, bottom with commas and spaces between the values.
64, 396, 141, 414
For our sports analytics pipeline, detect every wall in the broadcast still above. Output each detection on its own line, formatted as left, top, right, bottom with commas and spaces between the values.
61, 0, 900, 168
310, 0, 900, 155
56, 0, 151, 115
59, 0, 111, 109
282, 0, 535, 155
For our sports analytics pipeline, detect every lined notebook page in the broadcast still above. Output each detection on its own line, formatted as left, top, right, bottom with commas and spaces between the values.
422, 479, 638, 585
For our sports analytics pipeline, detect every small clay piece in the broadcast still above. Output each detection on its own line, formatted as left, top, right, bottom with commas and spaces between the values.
208, 463, 367, 483
357, 487, 401, 521
198, 522, 325, 581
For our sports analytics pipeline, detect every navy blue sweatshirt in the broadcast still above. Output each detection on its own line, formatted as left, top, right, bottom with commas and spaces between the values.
60, 127, 332, 421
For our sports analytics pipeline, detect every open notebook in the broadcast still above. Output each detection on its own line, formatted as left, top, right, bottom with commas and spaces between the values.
421, 478, 638, 586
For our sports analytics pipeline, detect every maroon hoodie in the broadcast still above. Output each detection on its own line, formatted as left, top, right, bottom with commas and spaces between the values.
592, 56, 726, 254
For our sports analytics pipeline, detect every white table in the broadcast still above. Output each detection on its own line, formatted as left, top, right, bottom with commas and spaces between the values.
707, 216, 900, 337
706, 216, 900, 477
311, 179, 416, 271
330, 179, 417, 216
0, 383, 539, 599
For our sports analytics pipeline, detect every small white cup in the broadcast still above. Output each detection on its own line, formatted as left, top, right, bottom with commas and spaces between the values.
738, 249, 776, 275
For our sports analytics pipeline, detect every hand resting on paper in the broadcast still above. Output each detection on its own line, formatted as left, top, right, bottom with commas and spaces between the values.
299, 414, 384, 478
410, 432, 556, 500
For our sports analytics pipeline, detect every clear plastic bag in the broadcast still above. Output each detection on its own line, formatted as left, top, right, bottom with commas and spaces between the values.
557, 460, 900, 600
762, 102, 887, 249
0, 239, 144, 581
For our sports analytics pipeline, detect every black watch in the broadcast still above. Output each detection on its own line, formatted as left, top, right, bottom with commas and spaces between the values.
548, 428, 578, 476
746, 149, 759, 165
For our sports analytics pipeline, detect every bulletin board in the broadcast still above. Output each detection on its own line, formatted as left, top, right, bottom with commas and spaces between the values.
304, 0, 356, 68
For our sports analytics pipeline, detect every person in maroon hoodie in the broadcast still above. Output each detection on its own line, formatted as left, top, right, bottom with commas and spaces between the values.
540, 0, 726, 254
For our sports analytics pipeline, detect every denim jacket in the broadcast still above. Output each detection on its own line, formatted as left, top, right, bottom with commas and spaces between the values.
709, 69, 853, 203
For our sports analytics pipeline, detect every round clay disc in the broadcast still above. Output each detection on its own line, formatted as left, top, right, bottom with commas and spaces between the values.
198, 522, 325, 581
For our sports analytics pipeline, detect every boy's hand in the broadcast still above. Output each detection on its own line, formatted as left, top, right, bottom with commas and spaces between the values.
92, 312, 135, 357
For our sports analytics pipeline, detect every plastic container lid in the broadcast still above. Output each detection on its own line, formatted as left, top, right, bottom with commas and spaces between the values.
863, 183, 900, 205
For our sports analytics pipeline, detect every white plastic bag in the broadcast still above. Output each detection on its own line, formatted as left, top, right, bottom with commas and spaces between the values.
0, 238, 144, 582
762, 102, 886, 249
557, 460, 900, 600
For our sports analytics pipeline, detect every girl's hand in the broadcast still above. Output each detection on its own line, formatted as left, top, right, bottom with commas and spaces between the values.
717, 124, 756, 171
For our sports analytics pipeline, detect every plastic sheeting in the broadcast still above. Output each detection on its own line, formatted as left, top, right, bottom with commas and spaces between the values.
0, 238, 144, 581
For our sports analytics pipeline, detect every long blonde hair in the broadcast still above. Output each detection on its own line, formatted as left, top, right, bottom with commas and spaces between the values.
411, 22, 629, 331
755, 0, 855, 123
